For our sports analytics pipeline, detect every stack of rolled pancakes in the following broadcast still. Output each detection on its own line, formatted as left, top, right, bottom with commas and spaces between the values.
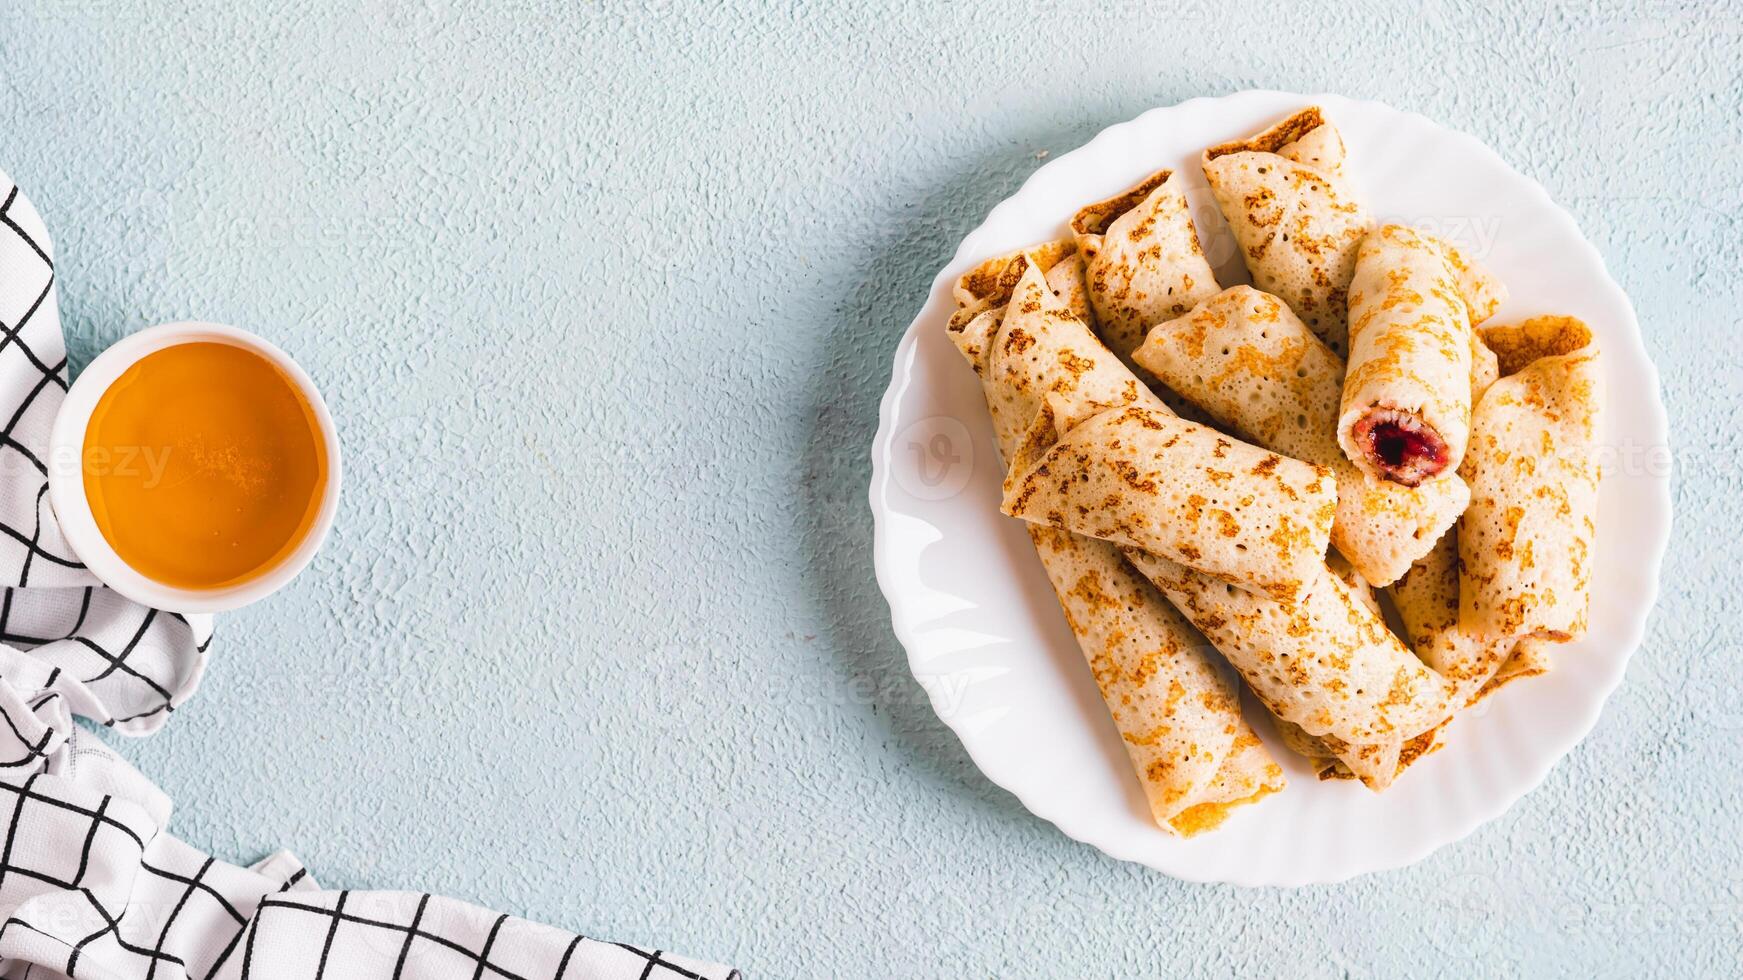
946, 107, 1603, 836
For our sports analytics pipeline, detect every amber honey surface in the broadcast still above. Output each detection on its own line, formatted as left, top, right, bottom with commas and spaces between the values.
83, 341, 327, 589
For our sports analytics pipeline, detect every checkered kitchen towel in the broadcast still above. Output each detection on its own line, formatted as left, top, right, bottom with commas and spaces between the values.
0, 176, 739, 978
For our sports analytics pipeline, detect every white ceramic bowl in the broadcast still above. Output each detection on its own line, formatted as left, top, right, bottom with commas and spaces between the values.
49, 321, 342, 613
869, 91, 1671, 885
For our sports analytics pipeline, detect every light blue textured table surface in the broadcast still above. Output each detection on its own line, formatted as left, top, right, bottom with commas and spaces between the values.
4, 2, 1734, 976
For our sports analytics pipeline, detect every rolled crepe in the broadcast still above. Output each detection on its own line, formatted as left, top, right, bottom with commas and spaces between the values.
1388, 527, 1512, 704
1133, 285, 1468, 586
1280, 552, 1441, 786
1334, 548, 1450, 779
1192, 539, 1447, 788
1460, 317, 1603, 641
947, 249, 1283, 833
1069, 168, 1220, 365
1201, 107, 1372, 355
1123, 548, 1455, 791
1338, 225, 1508, 486
1002, 404, 1335, 602
1031, 525, 1283, 834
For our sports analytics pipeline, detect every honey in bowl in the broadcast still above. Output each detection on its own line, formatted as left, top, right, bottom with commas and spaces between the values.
82, 341, 329, 590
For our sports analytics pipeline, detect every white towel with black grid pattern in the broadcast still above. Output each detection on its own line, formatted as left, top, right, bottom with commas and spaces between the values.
0, 176, 739, 979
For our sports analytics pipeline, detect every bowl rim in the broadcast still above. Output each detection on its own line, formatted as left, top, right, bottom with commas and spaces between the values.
866, 89, 1673, 885
47, 321, 343, 614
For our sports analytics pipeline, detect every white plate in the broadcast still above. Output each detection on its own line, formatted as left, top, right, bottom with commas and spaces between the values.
868, 91, 1671, 885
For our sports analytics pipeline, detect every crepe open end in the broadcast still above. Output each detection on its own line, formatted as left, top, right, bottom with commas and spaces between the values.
1338, 224, 1506, 486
